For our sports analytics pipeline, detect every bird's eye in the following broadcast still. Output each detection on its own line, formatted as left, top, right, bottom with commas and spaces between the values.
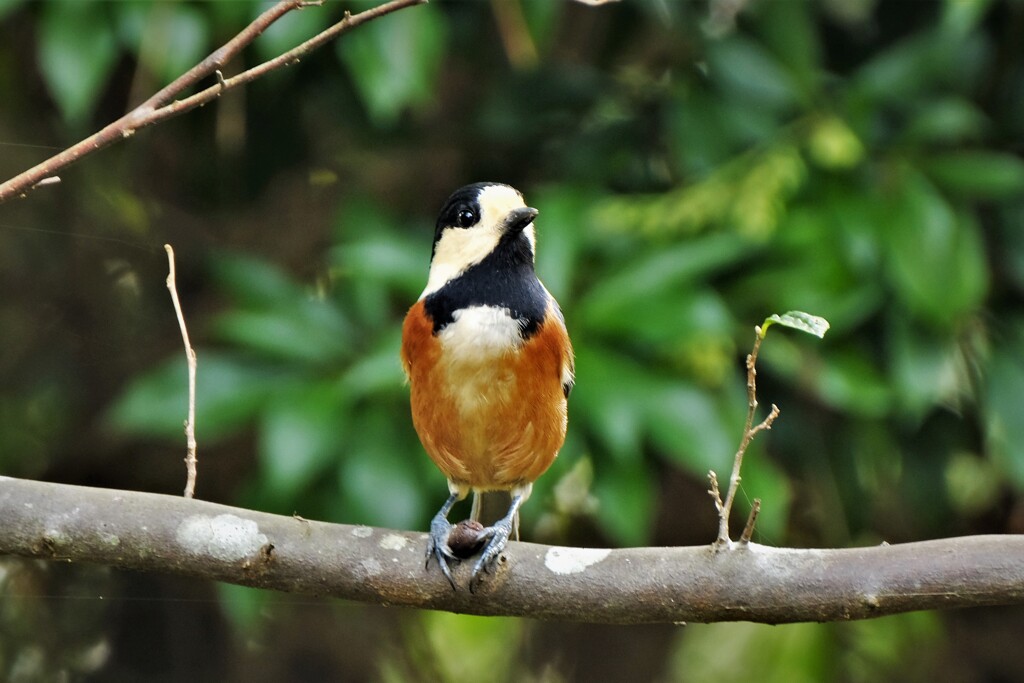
456, 209, 476, 228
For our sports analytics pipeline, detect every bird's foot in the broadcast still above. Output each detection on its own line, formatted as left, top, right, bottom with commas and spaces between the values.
470, 516, 515, 588
426, 513, 459, 590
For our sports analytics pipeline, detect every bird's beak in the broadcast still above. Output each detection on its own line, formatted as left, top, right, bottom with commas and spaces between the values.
505, 206, 539, 234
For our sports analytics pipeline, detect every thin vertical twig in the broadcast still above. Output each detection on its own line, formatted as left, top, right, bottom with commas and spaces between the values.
739, 498, 761, 544
714, 326, 779, 547
707, 470, 724, 514
164, 245, 198, 498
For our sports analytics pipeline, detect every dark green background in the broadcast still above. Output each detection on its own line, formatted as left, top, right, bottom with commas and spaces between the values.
2, 0, 1024, 680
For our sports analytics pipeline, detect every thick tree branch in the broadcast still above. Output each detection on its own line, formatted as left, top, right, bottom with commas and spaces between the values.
1, 476, 1022, 624
0, 0, 426, 203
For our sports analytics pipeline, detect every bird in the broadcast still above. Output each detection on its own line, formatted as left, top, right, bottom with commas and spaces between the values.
400, 182, 574, 589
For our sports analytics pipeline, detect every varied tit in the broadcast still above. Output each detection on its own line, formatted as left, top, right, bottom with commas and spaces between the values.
401, 182, 574, 589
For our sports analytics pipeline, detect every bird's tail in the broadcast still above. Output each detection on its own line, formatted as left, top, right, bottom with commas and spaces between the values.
471, 490, 520, 540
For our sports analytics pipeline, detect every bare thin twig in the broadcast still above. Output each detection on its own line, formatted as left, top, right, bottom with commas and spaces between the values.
714, 326, 780, 546
740, 498, 761, 544
0, 0, 427, 203
164, 245, 198, 498
707, 470, 723, 514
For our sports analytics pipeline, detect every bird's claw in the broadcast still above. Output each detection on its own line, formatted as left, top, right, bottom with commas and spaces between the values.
469, 518, 513, 588
426, 516, 459, 590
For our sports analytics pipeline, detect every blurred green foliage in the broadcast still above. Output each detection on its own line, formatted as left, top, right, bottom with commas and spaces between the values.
102, 0, 1024, 545
670, 612, 943, 683
4, 0, 1024, 681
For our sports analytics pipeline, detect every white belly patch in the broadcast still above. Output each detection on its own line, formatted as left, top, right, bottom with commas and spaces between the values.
437, 305, 524, 360
437, 305, 524, 417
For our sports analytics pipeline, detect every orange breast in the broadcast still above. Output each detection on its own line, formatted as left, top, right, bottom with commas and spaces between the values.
401, 300, 572, 490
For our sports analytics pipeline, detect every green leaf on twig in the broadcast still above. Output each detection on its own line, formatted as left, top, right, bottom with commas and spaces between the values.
761, 311, 830, 339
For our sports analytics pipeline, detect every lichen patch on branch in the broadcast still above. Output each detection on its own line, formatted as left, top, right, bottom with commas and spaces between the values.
175, 514, 269, 562
544, 547, 611, 575
379, 534, 409, 551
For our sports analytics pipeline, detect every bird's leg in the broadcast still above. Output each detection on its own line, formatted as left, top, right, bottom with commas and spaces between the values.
471, 494, 525, 584
426, 492, 460, 590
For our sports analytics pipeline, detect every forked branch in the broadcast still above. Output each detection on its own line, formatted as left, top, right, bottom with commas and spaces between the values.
709, 312, 829, 546
0, 0, 426, 203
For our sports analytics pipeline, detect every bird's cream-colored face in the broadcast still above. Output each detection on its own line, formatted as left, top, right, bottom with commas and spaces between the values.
420, 184, 537, 299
